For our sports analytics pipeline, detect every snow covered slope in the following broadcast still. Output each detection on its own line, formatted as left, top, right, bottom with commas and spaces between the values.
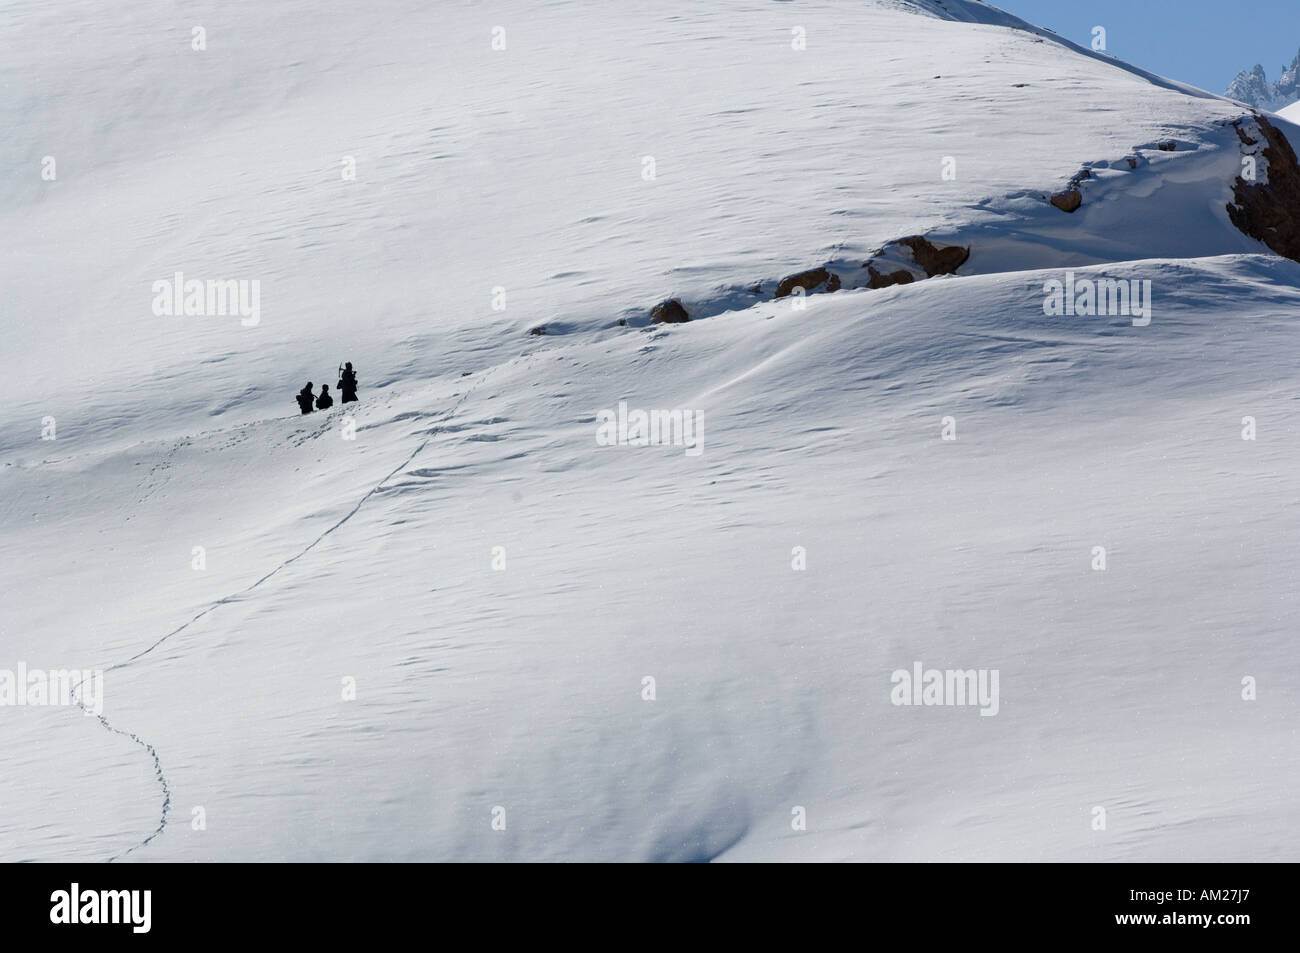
2, 1, 1298, 862
0, 0, 1262, 445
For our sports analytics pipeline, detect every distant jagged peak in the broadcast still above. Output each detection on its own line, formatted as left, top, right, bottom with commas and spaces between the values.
1226, 47, 1300, 112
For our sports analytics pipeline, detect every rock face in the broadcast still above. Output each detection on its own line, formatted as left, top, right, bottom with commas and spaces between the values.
1228, 115, 1300, 265
650, 298, 690, 324
775, 267, 840, 298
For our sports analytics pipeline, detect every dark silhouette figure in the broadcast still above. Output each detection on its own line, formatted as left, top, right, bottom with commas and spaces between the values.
296, 383, 315, 415
315, 384, 334, 410
338, 362, 359, 403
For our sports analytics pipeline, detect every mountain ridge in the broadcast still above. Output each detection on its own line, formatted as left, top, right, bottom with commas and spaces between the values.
1226, 47, 1300, 111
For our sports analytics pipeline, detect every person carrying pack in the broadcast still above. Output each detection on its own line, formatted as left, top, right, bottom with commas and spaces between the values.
296, 382, 316, 415
315, 384, 334, 410
338, 362, 359, 403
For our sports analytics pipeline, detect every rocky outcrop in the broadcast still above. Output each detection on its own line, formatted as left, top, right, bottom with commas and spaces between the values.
1050, 189, 1082, 212
1050, 167, 1092, 213
897, 236, 969, 276
650, 298, 690, 324
645, 234, 968, 325
1228, 115, 1300, 265
862, 235, 970, 287
775, 268, 840, 298
631, 114, 1300, 330
866, 267, 915, 290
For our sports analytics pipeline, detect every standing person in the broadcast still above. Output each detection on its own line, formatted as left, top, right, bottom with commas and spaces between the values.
338, 362, 359, 403
315, 383, 334, 410
296, 382, 315, 415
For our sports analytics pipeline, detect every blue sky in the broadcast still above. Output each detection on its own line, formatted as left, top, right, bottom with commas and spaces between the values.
993, 0, 1300, 95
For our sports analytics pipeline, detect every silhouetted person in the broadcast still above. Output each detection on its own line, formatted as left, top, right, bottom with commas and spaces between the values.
315, 384, 334, 410
338, 362, 359, 403
296, 382, 315, 415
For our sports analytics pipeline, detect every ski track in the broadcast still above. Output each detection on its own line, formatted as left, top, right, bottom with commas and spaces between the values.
70, 355, 530, 862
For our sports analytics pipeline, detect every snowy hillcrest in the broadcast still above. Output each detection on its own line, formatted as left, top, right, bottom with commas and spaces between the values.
2, 0, 1300, 863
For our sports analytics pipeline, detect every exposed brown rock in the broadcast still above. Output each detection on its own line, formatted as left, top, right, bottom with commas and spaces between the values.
859, 235, 969, 290
1227, 116, 1300, 265
775, 267, 838, 298
897, 236, 969, 276
527, 325, 547, 335
1051, 189, 1083, 213
866, 267, 915, 290
1157, 140, 1177, 152
1048, 166, 1093, 213
650, 298, 690, 324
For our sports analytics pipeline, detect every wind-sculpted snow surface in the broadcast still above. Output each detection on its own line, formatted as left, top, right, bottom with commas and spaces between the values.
2, 0, 1299, 862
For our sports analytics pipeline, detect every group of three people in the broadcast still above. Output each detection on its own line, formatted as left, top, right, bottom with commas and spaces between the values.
297, 362, 358, 414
